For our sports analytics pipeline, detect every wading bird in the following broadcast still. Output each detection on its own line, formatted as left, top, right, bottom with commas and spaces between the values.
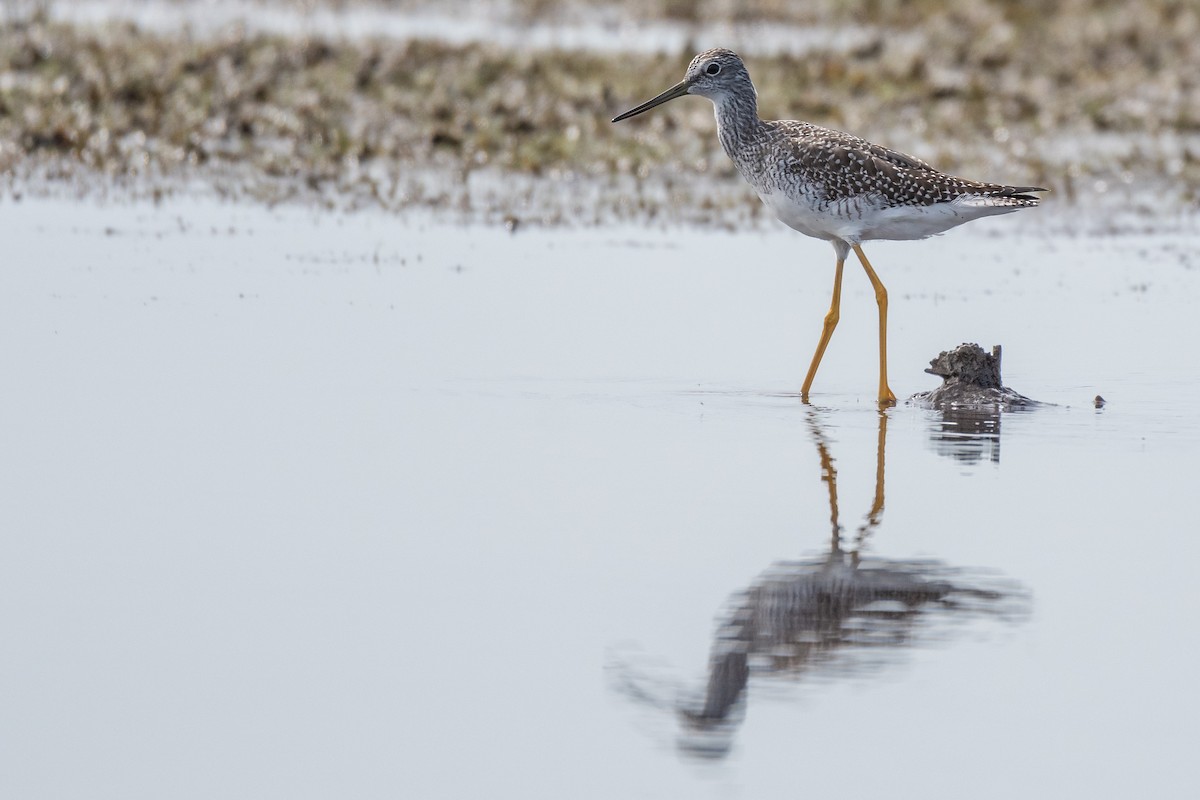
613, 49, 1043, 406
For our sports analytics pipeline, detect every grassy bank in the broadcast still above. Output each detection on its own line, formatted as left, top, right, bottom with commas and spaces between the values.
1, 3, 1198, 220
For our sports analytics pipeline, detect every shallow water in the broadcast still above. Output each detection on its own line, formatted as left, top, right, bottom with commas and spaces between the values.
2, 197, 1199, 798
37, 0, 894, 55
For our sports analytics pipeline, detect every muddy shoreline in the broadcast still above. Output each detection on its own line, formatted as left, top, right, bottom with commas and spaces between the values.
2, 4, 1198, 223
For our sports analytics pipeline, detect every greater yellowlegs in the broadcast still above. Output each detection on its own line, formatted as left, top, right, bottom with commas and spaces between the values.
613, 48, 1044, 406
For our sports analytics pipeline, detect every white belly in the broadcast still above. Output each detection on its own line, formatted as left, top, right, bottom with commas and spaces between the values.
760, 189, 1024, 244
760, 189, 840, 241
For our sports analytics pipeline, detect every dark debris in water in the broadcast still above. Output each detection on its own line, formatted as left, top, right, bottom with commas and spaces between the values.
909, 343, 1038, 410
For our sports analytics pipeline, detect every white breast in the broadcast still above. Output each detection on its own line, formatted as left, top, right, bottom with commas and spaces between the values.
760, 188, 840, 241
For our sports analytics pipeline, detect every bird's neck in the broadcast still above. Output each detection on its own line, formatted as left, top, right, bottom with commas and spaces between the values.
712, 88, 763, 156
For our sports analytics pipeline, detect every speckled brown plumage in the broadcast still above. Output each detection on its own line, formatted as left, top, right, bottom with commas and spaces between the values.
765, 120, 1042, 208
672, 47, 1046, 245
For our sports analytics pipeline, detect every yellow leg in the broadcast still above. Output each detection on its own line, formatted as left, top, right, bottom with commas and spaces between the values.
800, 258, 844, 400
852, 245, 898, 407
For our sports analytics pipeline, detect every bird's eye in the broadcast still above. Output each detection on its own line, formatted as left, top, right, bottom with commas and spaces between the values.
705, 63, 721, 76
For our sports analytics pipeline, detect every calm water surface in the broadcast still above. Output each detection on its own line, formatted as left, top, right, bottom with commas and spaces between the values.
42, 0, 895, 56
2, 198, 1198, 798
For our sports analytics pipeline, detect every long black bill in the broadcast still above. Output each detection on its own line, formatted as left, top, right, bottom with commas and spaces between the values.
611, 80, 691, 123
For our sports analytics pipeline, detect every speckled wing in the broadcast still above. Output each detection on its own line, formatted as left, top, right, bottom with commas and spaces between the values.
772, 120, 1043, 208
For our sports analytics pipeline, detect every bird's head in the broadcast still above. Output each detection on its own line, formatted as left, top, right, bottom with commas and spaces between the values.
612, 48, 753, 122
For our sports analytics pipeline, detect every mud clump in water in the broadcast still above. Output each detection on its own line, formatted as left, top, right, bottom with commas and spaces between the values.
909, 343, 1037, 409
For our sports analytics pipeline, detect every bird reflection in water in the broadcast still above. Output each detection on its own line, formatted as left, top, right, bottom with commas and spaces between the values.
612, 409, 1028, 759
